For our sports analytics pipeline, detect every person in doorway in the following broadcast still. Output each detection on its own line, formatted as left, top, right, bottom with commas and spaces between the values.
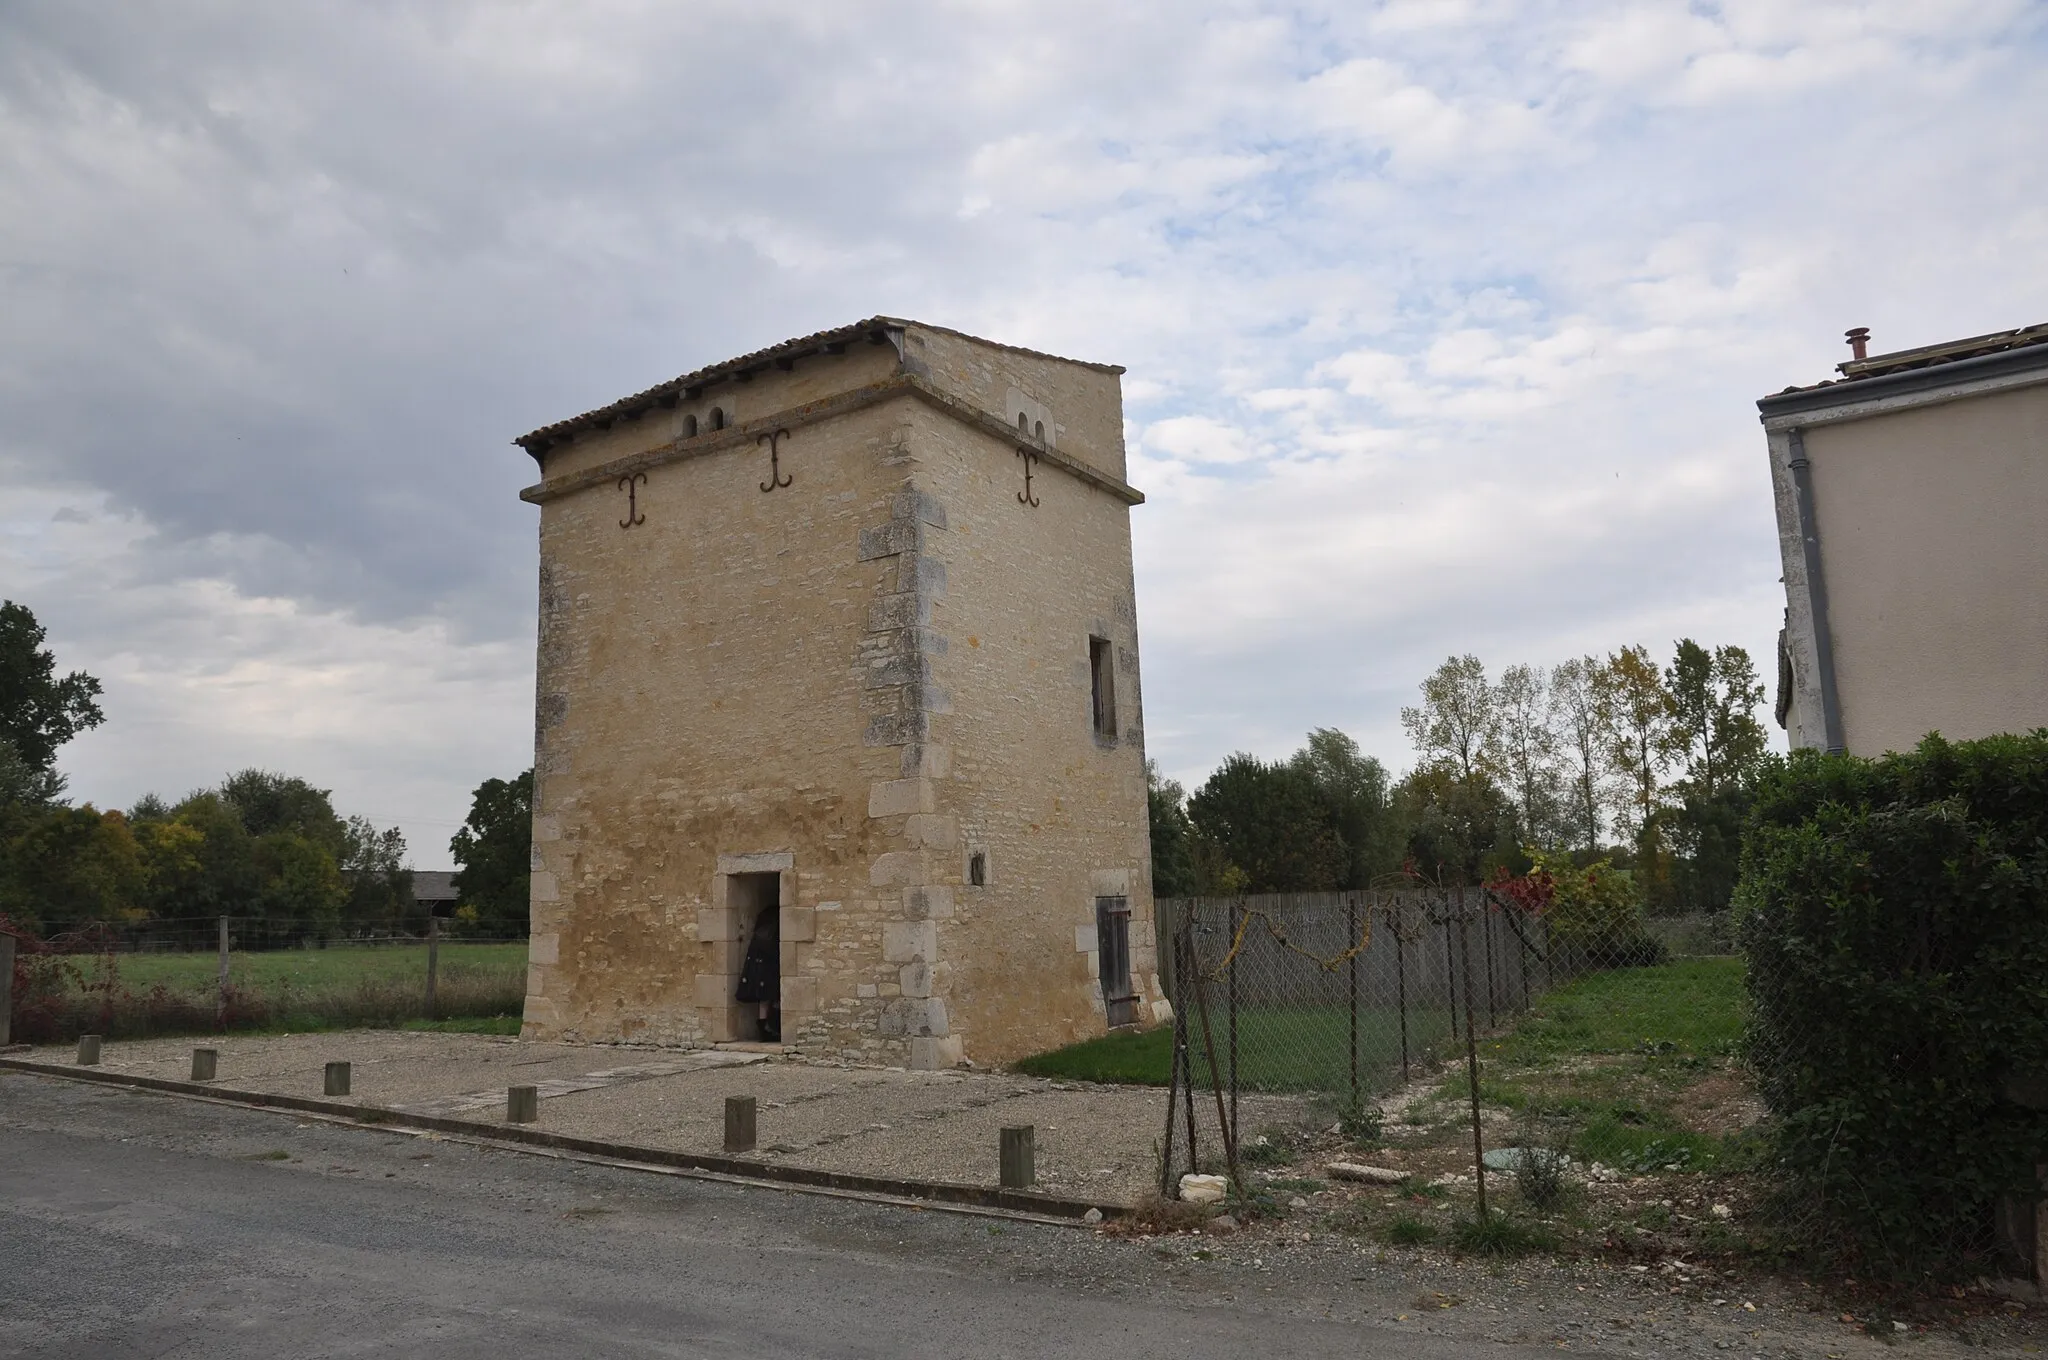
735, 905, 781, 1042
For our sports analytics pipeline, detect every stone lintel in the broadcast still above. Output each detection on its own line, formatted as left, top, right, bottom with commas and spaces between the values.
717, 851, 794, 875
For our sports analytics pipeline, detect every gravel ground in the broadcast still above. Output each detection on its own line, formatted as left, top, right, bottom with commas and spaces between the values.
2, 1069, 2040, 1358
28, 1030, 1304, 1204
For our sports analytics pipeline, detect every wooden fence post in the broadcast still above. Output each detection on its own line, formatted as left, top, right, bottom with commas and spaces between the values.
191, 1047, 218, 1082
0, 932, 14, 1047
425, 916, 440, 1021
216, 916, 230, 1026
77, 1034, 102, 1065
324, 1061, 351, 1097
507, 1085, 539, 1123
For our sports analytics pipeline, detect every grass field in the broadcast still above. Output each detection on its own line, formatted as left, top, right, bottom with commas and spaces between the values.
1441, 956, 1754, 1172
19, 941, 529, 1043
100, 941, 529, 992
1492, 956, 1746, 1063
1013, 1005, 1457, 1090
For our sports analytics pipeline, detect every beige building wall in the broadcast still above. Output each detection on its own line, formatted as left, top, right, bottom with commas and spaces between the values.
1767, 368, 2048, 756
517, 321, 1161, 1067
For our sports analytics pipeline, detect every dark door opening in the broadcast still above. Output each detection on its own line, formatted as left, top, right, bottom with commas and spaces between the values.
731, 872, 781, 1042
1096, 895, 1135, 1028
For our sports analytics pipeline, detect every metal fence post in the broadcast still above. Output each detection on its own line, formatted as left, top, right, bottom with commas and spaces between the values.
1347, 893, 1359, 1102
1227, 897, 1240, 1145
1483, 896, 1498, 1027
1395, 908, 1410, 1083
1176, 916, 1200, 1179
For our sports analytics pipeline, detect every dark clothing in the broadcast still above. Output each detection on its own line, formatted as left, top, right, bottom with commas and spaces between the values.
735, 909, 780, 1004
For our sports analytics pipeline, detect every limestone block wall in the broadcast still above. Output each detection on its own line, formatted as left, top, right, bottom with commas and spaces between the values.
525, 396, 914, 1051
519, 324, 1154, 1069
906, 403, 1163, 1064
906, 326, 1128, 483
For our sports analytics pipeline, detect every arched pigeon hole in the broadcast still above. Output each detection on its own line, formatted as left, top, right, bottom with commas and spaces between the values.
683, 413, 699, 437
1017, 412, 1029, 431
1034, 420, 1044, 440
709, 407, 726, 431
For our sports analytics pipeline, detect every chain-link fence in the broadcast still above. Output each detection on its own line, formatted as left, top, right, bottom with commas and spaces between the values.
1151, 887, 1729, 1202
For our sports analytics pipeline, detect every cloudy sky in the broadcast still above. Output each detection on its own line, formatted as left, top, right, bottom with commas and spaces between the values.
3, 2, 2043, 866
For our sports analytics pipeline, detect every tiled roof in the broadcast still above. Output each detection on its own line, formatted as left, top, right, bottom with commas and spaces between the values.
513, 316, 1123, 457
412, 869, 459, 902
1767, 322, 2048, 400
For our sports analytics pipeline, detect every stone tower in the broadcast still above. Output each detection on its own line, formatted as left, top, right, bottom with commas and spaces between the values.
512, 318, 1166, 1068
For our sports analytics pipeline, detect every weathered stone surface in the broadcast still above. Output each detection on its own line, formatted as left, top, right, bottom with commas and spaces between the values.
520, 321, 1163, 1065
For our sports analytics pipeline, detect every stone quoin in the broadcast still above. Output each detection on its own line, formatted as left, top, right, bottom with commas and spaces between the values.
512, 318, 1167, 1068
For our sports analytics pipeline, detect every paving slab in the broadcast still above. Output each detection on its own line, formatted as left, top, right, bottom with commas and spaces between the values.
32, 1031, 1313, 1206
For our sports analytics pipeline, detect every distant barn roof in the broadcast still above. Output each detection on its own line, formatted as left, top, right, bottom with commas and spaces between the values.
513, 316, 1124, 460
412, 870, 459, 903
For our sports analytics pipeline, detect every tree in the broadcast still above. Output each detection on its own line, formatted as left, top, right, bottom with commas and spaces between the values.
450, 769, 533, 935
1287, 727, 1401, 888
1494, 664, 1563, 847
341, 815, 413, 930
218, 769, 346, 856
1392, 761, 1518, 885
1661, 640, 1771, 913
1145, 761, 1202, 899
1600, 645, 1671, 842
0, 805, 144, 933
1662, 640, 1769, 799
1187, 754, 1346, 893
1400, 655, 1496, 782
1548, 656, 1609, 854
253, 830, 346, 936
0, 600, 105, 774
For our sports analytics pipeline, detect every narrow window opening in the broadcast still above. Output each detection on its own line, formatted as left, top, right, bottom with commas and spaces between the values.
684, 413, 699, 437
709, 406, 726, 431
1096, 895, 1134, 1027
1089, 636, 1117, 739
1033, 419, 1044, 440
1017, 411, 1029, 431
968, 852, 987, 887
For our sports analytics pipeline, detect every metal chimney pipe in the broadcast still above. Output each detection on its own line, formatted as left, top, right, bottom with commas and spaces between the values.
1845, 327, 1871, 361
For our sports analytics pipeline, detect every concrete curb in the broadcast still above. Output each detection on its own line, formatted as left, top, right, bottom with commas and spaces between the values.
0, 1057, 1125, 1225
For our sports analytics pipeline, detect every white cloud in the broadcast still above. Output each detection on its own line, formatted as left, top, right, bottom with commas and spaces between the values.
1, 0, 2043, 809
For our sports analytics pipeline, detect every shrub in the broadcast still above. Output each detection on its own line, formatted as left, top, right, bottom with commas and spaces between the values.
1451, 1211, 1556, 1256
1335, 1093, 1385, 1149
1738, 734, 2048, 1281
1382, 1214, 1437, 1246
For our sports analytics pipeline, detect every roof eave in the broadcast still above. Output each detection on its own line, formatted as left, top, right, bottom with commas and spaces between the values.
1757, 339, 2048, 420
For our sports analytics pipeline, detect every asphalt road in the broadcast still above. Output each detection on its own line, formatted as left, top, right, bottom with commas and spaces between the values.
0, 1070, 1585, 1359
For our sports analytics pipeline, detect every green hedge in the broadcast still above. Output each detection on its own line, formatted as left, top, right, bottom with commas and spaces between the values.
1738, 733, 2048, 1280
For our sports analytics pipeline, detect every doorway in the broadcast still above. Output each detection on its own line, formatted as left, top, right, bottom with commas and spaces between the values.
729, 872, 781, 1042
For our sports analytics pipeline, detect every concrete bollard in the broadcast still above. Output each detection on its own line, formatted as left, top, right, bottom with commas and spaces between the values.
507, 1084, 539, 1123
324, 1061, 351, 1097
724, 1095, 757, 1153
76, 1034, 103, 1065
1000, 1125, 1036, 1189
191, 1047, 218, 1082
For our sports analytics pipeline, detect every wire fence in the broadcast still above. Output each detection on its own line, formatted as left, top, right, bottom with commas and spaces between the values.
1152, 887, 1732, 1204
1, 914, 530, 1046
